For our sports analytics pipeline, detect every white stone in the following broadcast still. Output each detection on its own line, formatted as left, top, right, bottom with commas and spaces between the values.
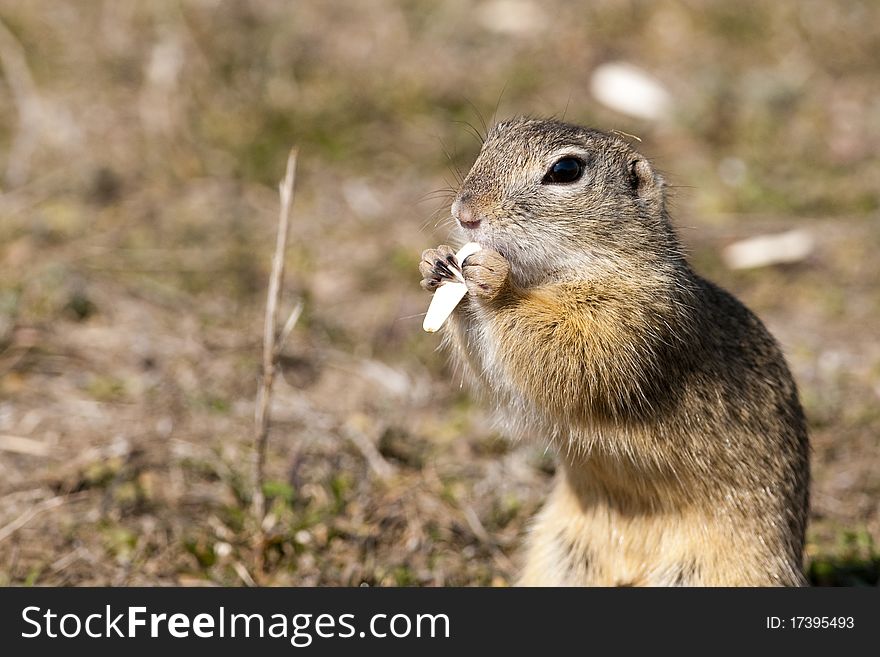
722, 229, 815, 270
590, 62, 672, 121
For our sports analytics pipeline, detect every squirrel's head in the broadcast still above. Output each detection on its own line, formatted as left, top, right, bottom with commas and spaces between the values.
452, 117, 683, 285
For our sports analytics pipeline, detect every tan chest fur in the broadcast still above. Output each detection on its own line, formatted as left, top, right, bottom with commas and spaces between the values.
444, 284, 807, 587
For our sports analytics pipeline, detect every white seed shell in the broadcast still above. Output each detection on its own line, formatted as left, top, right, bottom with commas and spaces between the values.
422, 242, 481, 333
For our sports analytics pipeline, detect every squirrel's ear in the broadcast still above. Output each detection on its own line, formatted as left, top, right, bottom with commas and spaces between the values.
628, 157, 664, 204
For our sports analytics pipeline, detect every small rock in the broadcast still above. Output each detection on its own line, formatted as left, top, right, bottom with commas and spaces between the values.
214, 541, 233, 559
722, 229, 815, 270
590, 62, 672, 121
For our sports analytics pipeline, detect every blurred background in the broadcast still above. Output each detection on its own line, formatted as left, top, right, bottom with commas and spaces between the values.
0, 0, 877, 586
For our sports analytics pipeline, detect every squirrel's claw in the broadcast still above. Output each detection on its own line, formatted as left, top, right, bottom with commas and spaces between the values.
461, 249, 510, 300
419, 245, 458, 292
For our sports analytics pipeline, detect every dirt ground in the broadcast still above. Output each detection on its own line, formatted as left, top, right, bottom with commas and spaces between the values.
0, 1, 877, 586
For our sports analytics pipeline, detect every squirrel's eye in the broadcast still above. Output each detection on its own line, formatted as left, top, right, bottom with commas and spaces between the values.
542, 157, 584, 184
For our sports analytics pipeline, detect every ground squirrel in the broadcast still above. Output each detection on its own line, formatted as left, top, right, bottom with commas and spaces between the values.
420, 117, 810, 586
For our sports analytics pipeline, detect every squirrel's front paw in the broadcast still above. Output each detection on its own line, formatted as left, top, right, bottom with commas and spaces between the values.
419, 245, 458, 292
462, 249, 509, 300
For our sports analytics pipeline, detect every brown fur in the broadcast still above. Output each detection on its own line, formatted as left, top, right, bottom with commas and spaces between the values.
420, 117, 810, 586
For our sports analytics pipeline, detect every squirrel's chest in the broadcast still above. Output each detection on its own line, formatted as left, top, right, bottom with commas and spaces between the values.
448, 305, 496, 376
448, 306, 559, 431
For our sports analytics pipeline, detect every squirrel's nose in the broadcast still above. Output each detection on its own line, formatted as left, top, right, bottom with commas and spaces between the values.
452, 196, 481, 229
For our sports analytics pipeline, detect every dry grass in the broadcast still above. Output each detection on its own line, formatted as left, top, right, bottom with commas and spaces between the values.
252, 148, 299, 556
0, 1, 878, 586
